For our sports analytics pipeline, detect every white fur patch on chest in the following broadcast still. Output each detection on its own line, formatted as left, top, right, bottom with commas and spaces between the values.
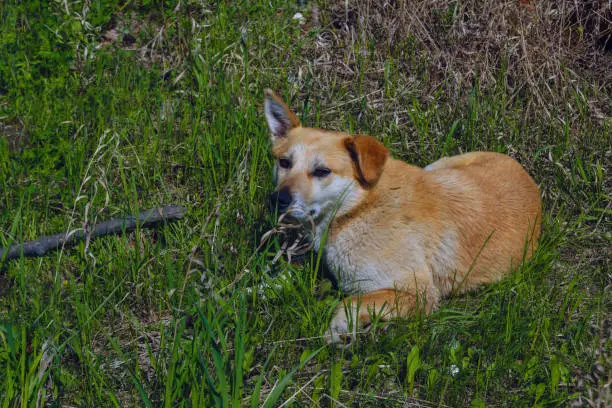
322, 223, 417, 293
325, 241, 395, 293
319, 218, 460, 295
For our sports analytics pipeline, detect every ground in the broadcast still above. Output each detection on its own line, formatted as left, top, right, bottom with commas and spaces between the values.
0, 1, 610, 407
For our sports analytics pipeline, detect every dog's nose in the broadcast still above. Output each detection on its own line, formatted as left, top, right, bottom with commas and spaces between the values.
269, 187, 292, 212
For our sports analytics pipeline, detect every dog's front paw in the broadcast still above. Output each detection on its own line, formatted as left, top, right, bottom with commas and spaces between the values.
327, 308, 357, 346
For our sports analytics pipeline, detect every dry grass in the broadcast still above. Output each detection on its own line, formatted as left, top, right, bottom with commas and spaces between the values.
301, 0, 610, 122
260, 211, 315, 263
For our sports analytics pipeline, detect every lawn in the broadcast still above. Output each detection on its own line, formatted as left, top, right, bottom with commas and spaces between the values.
0, 0, 609, 406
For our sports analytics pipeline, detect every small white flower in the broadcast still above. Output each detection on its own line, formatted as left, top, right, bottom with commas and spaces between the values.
450, 365, 459, 376
292, 13, 305, 24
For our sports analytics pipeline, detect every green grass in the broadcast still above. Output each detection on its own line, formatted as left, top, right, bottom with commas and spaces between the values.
0, 1, 609, 406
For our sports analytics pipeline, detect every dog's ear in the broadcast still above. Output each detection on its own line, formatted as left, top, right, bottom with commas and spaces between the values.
264, 89, 300, 142
344, 136, 389, 188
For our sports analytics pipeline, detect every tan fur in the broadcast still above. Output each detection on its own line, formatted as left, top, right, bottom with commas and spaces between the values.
263, 90, 542, 343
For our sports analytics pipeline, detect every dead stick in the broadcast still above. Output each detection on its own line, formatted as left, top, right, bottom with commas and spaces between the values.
0, 206, 187, 261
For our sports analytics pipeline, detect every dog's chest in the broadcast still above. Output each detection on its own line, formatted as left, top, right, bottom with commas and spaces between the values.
316, 216, 462, 295
319, 223, 400, 293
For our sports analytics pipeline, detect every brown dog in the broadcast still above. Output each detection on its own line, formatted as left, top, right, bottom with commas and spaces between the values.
264, 89, 542, 343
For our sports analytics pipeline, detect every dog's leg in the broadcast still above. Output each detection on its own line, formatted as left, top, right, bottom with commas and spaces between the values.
328, 286, 439, 344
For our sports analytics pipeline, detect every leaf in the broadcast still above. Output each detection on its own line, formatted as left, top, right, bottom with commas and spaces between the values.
261, 347, 322, 408
330, 361, 342, 401
470, 397, 486, 408
405, 346, 421, 393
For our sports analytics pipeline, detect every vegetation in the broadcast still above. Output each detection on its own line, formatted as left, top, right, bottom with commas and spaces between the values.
0, 0, 609, 406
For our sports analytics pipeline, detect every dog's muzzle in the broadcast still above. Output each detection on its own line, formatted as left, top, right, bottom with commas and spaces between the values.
269, 186, 292, 213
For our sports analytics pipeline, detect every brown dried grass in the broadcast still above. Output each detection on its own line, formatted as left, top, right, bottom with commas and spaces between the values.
260, 211, 315, 263
303, 0, 610, 121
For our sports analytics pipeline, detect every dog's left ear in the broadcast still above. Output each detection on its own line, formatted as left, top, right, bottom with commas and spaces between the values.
344, 136, 389, 188
264, 89, 301, 142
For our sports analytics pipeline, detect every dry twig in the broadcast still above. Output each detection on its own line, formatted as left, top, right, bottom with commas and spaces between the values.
0, 206, 186, 262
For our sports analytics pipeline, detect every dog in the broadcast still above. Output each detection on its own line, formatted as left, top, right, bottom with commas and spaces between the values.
263, 89, 542, 343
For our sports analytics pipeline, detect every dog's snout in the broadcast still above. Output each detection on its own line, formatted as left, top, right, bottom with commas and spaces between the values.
269, 187, 292, 212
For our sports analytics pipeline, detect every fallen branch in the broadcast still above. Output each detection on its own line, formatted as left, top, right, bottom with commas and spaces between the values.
0, 206, 187, 261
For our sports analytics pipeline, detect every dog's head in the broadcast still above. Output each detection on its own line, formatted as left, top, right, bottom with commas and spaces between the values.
264, 89, 389, 224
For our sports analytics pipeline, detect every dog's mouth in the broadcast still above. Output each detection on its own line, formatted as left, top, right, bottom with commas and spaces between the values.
276, 207, 313, 223
284, 206, 327, 225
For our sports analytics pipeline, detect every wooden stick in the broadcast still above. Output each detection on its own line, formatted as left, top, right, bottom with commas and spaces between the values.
0, 206, 187, 261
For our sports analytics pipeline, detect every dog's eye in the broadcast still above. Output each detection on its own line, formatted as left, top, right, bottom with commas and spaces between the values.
278, 158, 292, 169
313, 167, 331, 178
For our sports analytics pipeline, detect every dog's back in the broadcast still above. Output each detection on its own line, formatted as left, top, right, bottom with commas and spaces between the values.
424, 152, 541, 294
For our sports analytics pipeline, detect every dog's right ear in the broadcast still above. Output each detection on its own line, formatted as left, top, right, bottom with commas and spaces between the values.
264, 89, 300, 142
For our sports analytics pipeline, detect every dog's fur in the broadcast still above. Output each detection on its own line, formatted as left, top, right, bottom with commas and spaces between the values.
264, 89, 542, 343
